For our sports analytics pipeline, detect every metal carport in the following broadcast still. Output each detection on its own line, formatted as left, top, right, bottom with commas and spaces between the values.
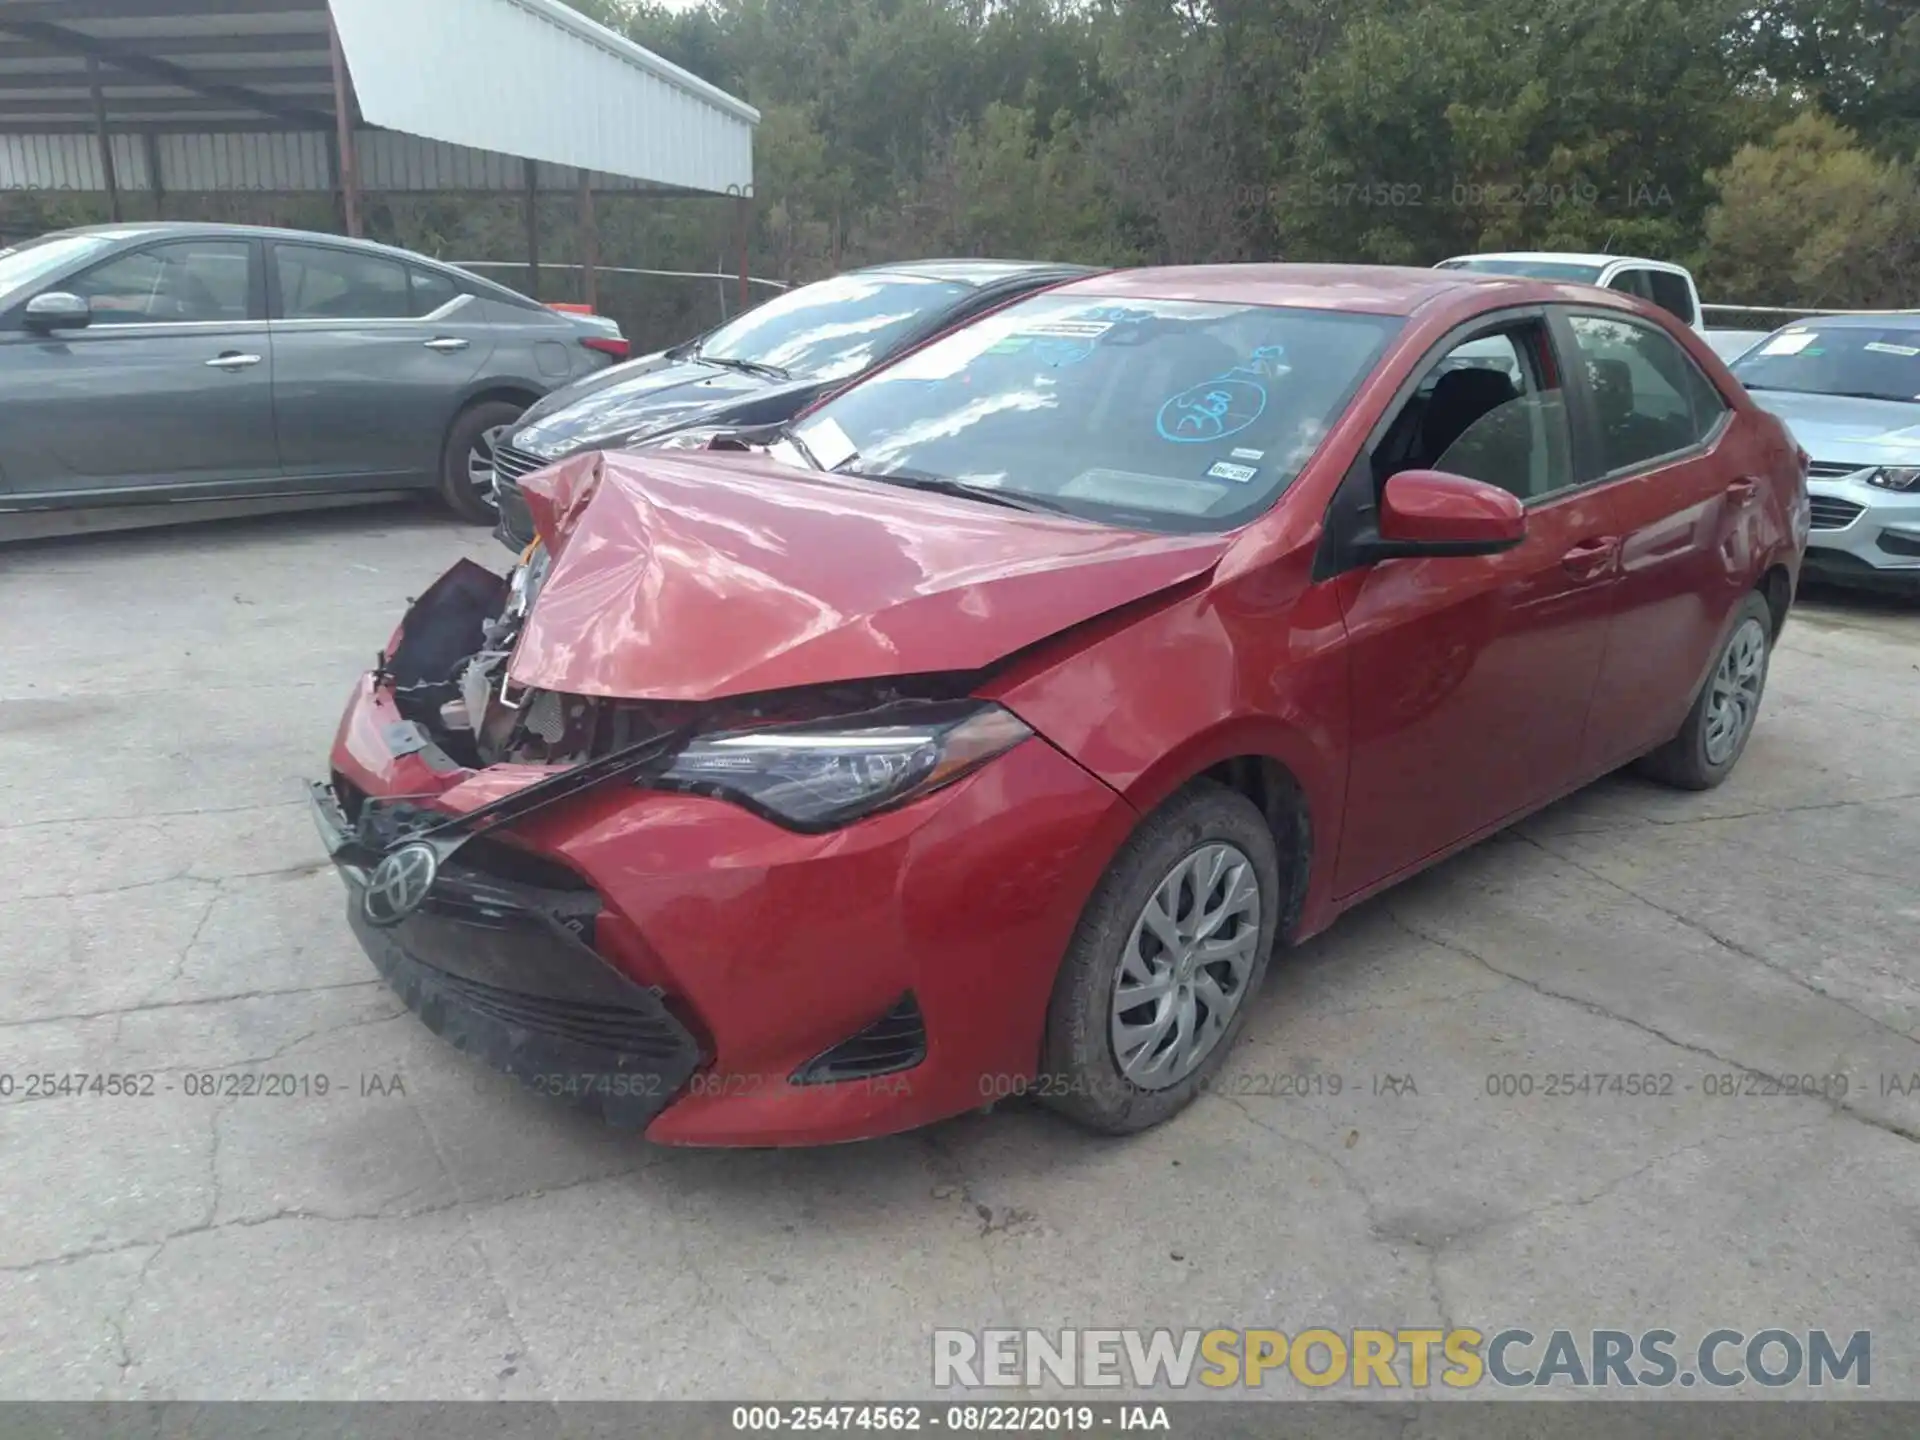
0, 0, 760, 307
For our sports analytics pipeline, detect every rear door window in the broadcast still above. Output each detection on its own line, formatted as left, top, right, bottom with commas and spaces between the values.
1606, 268, 1656, 304
274, 243, 410, 321
1644, 271, 1696, 326
407, 266, 460, 317
1567, 314, 1728, 473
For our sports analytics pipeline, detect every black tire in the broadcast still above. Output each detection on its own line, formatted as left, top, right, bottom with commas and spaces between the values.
1038, 780, 1281, 1135
439, 399, 527, 524
1636, 591, 1774, 790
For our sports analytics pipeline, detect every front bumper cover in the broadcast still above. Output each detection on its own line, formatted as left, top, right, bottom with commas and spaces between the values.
1804, 475, 1920, 586
308, 781, 702, 1127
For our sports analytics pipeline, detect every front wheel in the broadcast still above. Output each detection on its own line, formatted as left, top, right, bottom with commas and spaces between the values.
1636, 591, 1774, 790
440, 400, 527, 524
1038, 780, 1280, 1135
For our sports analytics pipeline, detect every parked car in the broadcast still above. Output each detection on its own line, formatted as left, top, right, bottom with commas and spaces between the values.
487, 259, 1092, 550
0, 222, 626, 538
1731, 314, 1920, 593
1437, 252, 1705, 331
311, 263, 1805, 1145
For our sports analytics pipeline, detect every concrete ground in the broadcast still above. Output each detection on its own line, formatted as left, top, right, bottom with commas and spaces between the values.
2, 508, 1917, 1402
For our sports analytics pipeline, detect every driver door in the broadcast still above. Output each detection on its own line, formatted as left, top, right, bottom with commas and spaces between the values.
3, 236, 278, 496
1330, 312, 1622, 897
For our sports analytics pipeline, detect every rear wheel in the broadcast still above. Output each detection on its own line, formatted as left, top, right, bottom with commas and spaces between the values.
440, 399, 527, 524
1038, 780, 1280, 1134
1637, 591, 1773, 790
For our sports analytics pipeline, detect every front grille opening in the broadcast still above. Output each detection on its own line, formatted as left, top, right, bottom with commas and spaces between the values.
1809, 497, 1865, 530
1878, 530, 1920, 559
492, 443, 548, 485
1807, 461, 1869, 479
791, 993, 928, 1085
450, 832, 597, 893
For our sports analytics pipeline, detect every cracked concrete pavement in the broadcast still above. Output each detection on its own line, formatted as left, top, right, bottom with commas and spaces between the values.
3, 509, 1918, 1401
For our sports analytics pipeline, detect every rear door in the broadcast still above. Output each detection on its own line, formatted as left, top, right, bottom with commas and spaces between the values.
0, 236, 276, 496
267, 241, 493, 486
1554, 309, 1751, 770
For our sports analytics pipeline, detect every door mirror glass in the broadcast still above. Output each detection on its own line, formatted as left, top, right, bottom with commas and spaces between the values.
1376, 469, 1527, 555
23, 291, 91, 332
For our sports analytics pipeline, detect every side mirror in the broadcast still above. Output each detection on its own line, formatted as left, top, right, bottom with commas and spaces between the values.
24, 291, 91, 333
1363, 469, 1526, 561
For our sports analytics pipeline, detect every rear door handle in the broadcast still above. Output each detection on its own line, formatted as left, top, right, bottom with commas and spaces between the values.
205, 351, 262, 370
1561, 537, 1618, 580
424, 337, 470, 352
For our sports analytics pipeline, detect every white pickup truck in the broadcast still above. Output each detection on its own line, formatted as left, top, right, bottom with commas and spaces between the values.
1436, 252, 1705, 331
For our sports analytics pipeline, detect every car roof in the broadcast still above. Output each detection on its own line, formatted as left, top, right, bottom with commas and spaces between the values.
853, 259, 1096, 287
1051, 262, 1537, 317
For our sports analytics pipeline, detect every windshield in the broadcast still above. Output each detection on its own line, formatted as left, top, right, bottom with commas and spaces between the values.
696, 272, 970, 381
788, 293, 1402, 531
1439, 258, 1605, 281
0, 233, 118, 303
1731, 324, 1920, 404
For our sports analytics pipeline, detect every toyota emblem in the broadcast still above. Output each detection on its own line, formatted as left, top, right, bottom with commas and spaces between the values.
362, 841, 439, 928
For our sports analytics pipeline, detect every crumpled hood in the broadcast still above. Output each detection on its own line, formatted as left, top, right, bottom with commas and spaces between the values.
506, 451, 1229, 701
1748, 388, 1920, 465
513, 352, 811, 455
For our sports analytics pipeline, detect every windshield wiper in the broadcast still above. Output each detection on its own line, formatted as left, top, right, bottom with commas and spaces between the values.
837, 464, 1082, 517
693, 350, 791, 381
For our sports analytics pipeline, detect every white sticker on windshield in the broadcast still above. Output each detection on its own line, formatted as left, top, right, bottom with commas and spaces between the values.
1863, 341, 1920, 357
1230, 447, 1266, 461
795, 416, 859, 471
1017, 320, 1112, 340
1207, 460, 1259, 484
1760, 331, 1816, 356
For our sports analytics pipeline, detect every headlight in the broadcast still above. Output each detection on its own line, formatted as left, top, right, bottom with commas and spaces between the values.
1867, 467, 1920, 491
650, 702, 1032, 829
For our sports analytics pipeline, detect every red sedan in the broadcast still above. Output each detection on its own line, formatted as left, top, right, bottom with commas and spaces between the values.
311, 264, 1808, 1145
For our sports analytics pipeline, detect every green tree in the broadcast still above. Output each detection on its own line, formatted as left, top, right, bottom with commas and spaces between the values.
1703, 111, 1920, 307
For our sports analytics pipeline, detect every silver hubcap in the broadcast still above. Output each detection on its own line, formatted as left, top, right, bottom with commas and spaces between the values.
1704, 617, 1767, 765
1110, 842, 1262, 1091
466, 425, 512, 507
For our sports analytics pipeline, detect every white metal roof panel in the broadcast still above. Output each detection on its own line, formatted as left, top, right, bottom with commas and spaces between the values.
329, 0, 756, 196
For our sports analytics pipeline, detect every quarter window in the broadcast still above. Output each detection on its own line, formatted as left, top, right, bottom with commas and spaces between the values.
1566, 315, 1727, 473
275, 244, 410, 321
67, 240, 251, 325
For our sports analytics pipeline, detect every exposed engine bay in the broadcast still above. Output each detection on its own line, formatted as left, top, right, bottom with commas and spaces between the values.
379, 551, 975, 775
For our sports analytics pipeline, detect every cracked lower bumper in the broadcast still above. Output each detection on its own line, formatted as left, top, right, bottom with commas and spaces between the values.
308, 780, 702, 1127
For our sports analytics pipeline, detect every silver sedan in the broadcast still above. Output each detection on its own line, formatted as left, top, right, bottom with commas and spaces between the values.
1730, 314, 1920, 594
0, 222, 624, 539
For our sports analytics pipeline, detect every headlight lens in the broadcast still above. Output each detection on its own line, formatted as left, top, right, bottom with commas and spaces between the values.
650, 702, 1032, 829
1868, 466, 1920, 491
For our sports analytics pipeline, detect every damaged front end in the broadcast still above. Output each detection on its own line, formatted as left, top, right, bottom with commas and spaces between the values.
312, 447, 1230, 1133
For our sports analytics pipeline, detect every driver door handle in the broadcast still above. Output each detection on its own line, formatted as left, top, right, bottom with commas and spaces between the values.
1561, 537, 1618, 581
205, 351, 262, 370
1726, 476, 1761, 505
424, 337, 470, 352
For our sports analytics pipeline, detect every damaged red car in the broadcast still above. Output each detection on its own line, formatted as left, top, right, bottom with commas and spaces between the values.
311, 264, 1807, 1146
